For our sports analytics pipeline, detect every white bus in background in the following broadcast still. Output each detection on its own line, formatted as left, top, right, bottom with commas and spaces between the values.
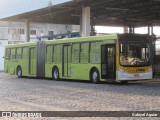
0, 26, 8, 71
0, 41, 8, 71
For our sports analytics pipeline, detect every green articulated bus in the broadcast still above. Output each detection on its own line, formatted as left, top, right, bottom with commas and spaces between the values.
4, 34, 153, 83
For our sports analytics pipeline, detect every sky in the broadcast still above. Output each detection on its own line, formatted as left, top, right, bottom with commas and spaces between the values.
0, 0, 69, 18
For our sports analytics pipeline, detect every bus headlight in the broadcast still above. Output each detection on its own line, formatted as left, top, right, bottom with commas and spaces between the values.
148, 68, 152, 72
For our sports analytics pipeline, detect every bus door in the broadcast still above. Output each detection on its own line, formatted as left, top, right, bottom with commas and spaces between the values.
63, 45, 71, 77
101, 45, 116, 79
29, 47, 36, 75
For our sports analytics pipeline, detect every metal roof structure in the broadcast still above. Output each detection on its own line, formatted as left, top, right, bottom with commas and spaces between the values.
1, 0, 160, 27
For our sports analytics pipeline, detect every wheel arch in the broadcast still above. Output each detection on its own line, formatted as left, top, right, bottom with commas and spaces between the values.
90, 67, 99, 75
89, 67, 100, 80
52, 66, 59, 72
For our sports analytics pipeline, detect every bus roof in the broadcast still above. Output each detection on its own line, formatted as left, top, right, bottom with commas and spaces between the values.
5, 34, 152, 48
44, 34, 118, 45
5, 41, 37, 48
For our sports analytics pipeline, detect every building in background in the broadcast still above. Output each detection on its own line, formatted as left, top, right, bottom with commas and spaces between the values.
7, 22, 72, 43
0, 21, 72, 71
0, 26, 8, 71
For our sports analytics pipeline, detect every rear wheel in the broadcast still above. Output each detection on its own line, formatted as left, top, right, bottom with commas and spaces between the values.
52, 67, 59, 80
90, 68, 100, 84
17, 67, 22, 78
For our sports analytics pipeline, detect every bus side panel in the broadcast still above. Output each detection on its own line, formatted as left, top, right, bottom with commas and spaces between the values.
44, 38, 116, 81
18, 46, 37, 77
45, 44, 62, 78
4, 60, 9, 73
45, 63, 101, 81
67, 42, 101, 80
4, 48, 10, 73
9, 48, 16, 75
45, 63, 62, 78
4, 43, 38, 77
69, 64, 101, 80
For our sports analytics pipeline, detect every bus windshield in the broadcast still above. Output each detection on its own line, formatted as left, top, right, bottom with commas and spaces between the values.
119, 42, 151, 66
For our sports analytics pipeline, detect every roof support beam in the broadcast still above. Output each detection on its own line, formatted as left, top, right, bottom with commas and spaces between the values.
148, 26, 154, 35
124, 26, 128, 33
80, 6, 90, 37
129, 25, 134, 34
25, 19, 30, 42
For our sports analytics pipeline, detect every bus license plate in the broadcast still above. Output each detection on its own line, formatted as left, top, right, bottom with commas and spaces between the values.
134, 74, 139, 77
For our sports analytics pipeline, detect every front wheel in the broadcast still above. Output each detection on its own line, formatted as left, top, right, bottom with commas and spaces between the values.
90, 68, 100, 84
52, 67, 59, 80
17, 67, 22, 78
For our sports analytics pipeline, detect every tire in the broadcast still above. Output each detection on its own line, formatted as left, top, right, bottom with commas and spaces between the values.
52, 67, 59, 80
90, 68, 100, 84
121, 81, 128, 84
17, 67, 22, 78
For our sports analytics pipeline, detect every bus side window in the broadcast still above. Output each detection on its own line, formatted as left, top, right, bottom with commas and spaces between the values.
22, 47, 28, 59
10, 48, 16, 60
46, 45, 53, 63
5, 48, 11, 59
54, 45, 61, 63
16, 47, 22, 59
80, 43, 89, 63
72, 43, 80, 63
90, 42, 100, 63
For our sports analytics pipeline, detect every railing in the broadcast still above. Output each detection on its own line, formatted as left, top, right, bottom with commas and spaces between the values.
31, 32, 80, 41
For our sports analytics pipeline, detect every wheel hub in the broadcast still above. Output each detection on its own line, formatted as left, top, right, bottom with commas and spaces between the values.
18, 70, 21, 76
93, 72, 98, 81
54, 70, 58, 79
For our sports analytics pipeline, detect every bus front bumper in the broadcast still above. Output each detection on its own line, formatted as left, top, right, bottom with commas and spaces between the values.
117, 71, 153, 81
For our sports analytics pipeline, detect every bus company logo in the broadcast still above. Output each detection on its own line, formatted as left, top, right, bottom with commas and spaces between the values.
2, 112, 12, 118
136, 69, 145, 72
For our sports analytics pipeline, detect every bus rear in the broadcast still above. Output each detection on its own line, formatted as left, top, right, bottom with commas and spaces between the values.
117, 34, 152, 81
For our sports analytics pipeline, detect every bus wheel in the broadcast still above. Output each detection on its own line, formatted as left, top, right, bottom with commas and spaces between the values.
90, 68, 99, 84
121, 81, 128, 84
53, 67, 59, 80
17, 67, 22, 78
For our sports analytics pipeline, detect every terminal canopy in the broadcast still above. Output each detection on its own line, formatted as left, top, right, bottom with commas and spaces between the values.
1, 0, 160, 27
